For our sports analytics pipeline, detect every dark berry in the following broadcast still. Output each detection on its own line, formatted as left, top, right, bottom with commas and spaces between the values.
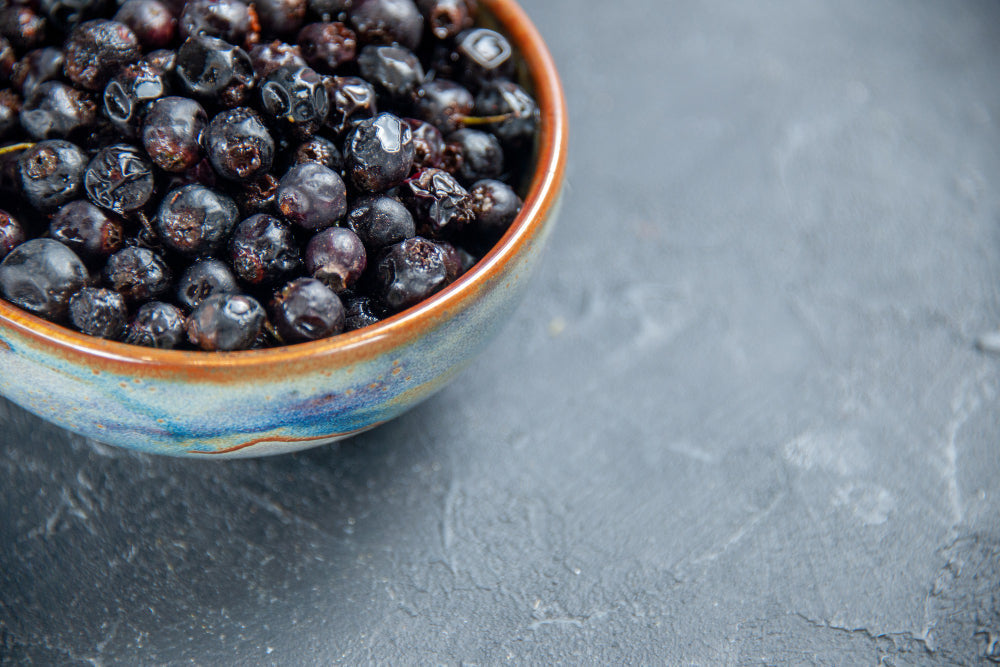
255, 0, 307, 37
371, 235, 448, 311
474, 80, 539, 147
0, 210, 25, 261
344, 194, 414, 251
63, 20, 141, 91
0, 90, 21, 139
446, 128, 502, 182
176, 258, 238, 310
357, 44, 424, 102
0, 6, 49, 52
467, 178, 520, 239
229, 213, 300, 285
103, 61, 168, 135
276, 161, 346, 230
145, 49, 177, 76
141, 96, 207, 173
179, 0, 252, 44
342, 292, 383, 330
414, 79, 472, 134
230, 173, 279, 216
270, 277, 344, 343
297, 22, 356, 72
417, 0, 474, 40
346, 111, 414, 192
0, 37, 12, 84
20, 81, 98, 140
49, 199, 124, 262
0, 238, 89, 320
402, 167, 470, 234
156, 184, 239, 256
292, 135, 342, 171
456, 28, 512, 79
323, 75, 377, 136
350, 0, 423, 51
304, 226, 366, 292
204, 107, 275, 181
68, 286, 126, 339
103, 246, 172, 304
176, 35, 254, 107
41, 0, 110, 32
308, 0, 353, 22
84, 144, 154, 214
11, 48, 64, 99
249, 40, 306, 78
18, 139, 88, 210
114, 0, 176, 49
186, 292, 264, 351
124, 300, 185, 348
405, 117, 445, 169
259, 65, 329, 139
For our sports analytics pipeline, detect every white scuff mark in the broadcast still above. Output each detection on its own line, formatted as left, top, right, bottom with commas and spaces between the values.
689, 490, 786, 567
831, 482, 895, 526
941, 374, 986, 529
666, 440, 718, 464
782, 430, 868, 476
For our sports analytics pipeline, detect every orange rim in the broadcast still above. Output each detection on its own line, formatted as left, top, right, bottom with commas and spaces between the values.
0, 0, 569, 377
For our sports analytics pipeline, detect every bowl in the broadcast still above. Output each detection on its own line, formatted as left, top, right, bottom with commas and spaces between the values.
0, 0, 567, 458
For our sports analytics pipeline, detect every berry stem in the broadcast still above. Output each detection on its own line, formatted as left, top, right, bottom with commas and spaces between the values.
458, 113, 511, 126
0, 142, 36, 157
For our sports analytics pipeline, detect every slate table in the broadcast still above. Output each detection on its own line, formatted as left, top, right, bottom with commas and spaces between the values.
2, 1, 999, 664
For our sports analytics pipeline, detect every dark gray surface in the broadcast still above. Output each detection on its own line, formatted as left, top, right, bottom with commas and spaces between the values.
3, 0, 1000, 664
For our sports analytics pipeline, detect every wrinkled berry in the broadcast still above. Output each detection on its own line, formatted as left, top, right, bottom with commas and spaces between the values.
68, 286, 126, 339
405, 117, 445, 169
304, 226, 365, 292
11, 47, 64, 99
372, 236, 448, 311
292, 135, 342, 170
186, 292, 264, 351
297, 21, 356, 71
270, 277, 344, 343
230, 173, 279, 216
124, 300, 185, 348
84, 144, 154, 214
176, 258, 238, 310
0, 210, 25, 260
350, 0, 423, 51
414, 79, 473, 135
49, 199, 124, 262
346, 111, 414, 191
0, 6, 49, 52
276, 161, 346, 230
103, 246, 172, 303
229, 213, 300, 285
176, 35, 254, 107
417, 0, 474, 40
114, 0, 176, 49
156, 184, 239, 256
145, 49, 177, 76
249, 40, 306, 78
103, 61, 168, 134
0, 238, 89, 320
179, 0, 252, 44
342, 291, 383, 330
344, 194, 414, 251
18, 139, 88, 210
141, 96, 207, 173
20, 81, 98, 140
467, 178, 520, 239
63, 20, 141, 91
204, 107, 275, 181
402, 167, 470, 234
255, 0, 307, 37
323, 74, 377, 136
357, 44, 423, 102
259, 64, 329, 139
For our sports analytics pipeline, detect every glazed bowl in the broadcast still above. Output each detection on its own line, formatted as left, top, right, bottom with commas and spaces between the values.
0, 0, 567, 458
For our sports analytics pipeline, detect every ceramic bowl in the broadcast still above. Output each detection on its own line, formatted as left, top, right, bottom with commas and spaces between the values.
0, 0, 567, 457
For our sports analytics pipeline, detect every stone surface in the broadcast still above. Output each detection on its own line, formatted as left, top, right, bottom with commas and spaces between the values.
2, 0, 1000, 663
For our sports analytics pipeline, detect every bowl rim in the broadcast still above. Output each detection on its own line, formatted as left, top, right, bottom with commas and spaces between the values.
0, 0, 568, 376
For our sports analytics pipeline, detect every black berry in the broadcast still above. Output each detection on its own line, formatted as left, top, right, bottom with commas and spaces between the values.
350, 0, 423, 51
49, 199, 124, 263
68, 286, 127, 339
258, 65, 329, 139
344, 194, 414, 251
63, 19, 141, 91
20, 81, 98, 140
84, 143, 155, 214
114, 0, 176, 50
346, 111, 414, 192
176, 257, 238, 310
103, 246, 172, 304
156, 184, 239, 256
124, 300, 185, 348
276, 161, 346, 230
0, 210, 24, 260
229, 213, 300, 285
141, 96, 207, 173
270, 277, 344, 343
0, 238, 89, 320
203, 107, 275, 181
176, 35, 254, 107
18, 139, 88, 210
304, 226, 366, 292
186, 292, 264, 351
371, 235, 449, 311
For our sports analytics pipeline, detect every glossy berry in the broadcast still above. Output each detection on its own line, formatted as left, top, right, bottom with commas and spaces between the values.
402, 167, 471, 234
249, 40, 306, 78
292, 136, 342, 171
344, 194, 414, 251
371, 236, 449, 311
231, 173, 279, 216
0, 210, 25, 260
446, 128, 503, 182
176, 258, 238, 310
255, 0, 307, 37
0, 6, 49, 51
176, 35, 254, 107
11, 47, 64, 99
304, 226, 366, 292
103, 61, 168, 134
84, 144, 154, 214
350, 0, 423, 51
0, 238, 89, 320
103, 246, 172, 304
145, 49, 177, 76
346, 112, 415, 192
68, 286, 126, 339
114, 0, 176, 49
357, 44, 424, 102
259, 65, 329, 139
467, 178, 520, 239
141, 96, 207, 173
18, 139, 88, 210
297, 22, 356, 72
41, 0, 110, 32
124, 300, 185, 348
229, 213, 300, 285
63, 20, 141, 91
417, 0, 474, 40
270, 277, 344, 343
475, 80, 539, 147
186, 292, 265, 351
49, 199, 124, 263
323, 75, 377, 136
342, 292, 383, 331
414, 79, 473, 135
405, 117, 445, 169
20, 81, 98, 140
178, 0, 252, 44
156, 184, 239, 256
277, 162, 346, 230
456, 28, 513, 79
204, 107, 275, 181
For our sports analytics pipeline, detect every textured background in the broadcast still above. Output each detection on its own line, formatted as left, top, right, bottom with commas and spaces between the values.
3, 0, 1000, 664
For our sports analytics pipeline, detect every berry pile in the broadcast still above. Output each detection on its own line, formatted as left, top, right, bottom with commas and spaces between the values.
0, 0, 537, 351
